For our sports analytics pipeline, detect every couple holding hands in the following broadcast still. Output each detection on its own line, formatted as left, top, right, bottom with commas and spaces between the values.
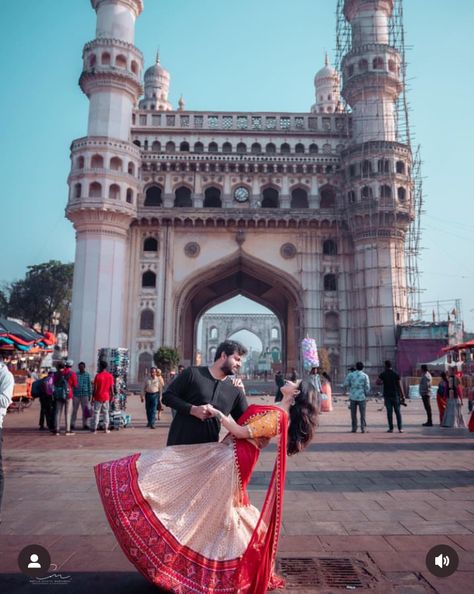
95, 340, 317, 594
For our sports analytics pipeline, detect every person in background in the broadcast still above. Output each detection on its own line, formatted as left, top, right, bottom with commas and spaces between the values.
0, 353, 14, 523
442, 366, 465, 428
377, 360, 406, 433
419, 364, 433, 427
344, 362, 370, 433
92, 361, 115, 434
436, 371, 449, 425
71, 362, 92, 431
307, 367, 322, 412
320, 371, 333, 412
141, 367, 165, 428
39, 371, 55, 431
53, 361, 78, 435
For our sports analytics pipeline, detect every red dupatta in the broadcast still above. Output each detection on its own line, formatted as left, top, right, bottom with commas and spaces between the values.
234, 404, 288, 594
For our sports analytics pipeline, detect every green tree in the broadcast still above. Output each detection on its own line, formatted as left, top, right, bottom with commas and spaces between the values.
153, 346, 180, 378
0, 288, 8, 317
7, 261, 74, 332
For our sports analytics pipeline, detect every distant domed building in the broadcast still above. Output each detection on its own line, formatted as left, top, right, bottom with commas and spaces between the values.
67, 0, 415, 382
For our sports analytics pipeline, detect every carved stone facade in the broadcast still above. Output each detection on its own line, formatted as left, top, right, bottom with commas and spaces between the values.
67, 0, 414, 381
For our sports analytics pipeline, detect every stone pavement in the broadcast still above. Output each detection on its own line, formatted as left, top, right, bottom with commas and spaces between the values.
0, 393, 473, 593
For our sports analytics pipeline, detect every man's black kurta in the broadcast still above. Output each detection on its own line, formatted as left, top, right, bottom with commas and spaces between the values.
162, 366, 248, 445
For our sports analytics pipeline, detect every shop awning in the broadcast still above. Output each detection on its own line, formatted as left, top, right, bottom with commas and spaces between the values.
0, 318, 56, 351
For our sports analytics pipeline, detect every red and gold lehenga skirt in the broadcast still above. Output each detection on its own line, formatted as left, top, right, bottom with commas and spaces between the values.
95, 405, 287, 594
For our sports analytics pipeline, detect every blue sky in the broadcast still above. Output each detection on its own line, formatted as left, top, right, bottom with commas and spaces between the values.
1, 1, 473, 329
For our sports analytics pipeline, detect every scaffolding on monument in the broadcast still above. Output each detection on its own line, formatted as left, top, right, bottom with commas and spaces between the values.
335, 0, 423, 332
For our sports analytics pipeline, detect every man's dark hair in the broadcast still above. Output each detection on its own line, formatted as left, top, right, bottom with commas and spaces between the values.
356, 361, 364, 371
384, 360, 392, 369
99, 360, 108, 371
214, 340, 248, 361
421, 364, 428, 372
79, 361, 86, 367
56, 361, 65, 371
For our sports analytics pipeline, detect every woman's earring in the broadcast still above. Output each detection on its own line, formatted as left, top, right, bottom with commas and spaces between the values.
290, 397, 296, 406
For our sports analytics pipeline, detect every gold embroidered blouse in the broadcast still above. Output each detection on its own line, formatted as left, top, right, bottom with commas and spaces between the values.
245, 410, 280, 440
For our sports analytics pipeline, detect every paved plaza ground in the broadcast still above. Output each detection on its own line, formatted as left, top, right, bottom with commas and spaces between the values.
0, 392, 473, 593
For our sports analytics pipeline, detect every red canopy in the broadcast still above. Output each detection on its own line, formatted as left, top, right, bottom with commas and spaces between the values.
441, 340, 474, 352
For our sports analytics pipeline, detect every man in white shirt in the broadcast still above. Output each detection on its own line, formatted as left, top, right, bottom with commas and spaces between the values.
0, 353, 14, 520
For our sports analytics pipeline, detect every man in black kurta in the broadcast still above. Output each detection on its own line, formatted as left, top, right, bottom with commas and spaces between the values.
163, 341, 249, 446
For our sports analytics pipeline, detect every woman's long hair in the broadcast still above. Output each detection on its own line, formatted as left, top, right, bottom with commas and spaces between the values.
287, 381, 317, 456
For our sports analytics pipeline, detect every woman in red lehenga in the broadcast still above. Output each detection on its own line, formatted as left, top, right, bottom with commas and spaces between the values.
95, 380, 316, 594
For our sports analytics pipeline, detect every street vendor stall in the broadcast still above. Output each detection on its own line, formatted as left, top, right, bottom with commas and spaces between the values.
0, 318, 56, 410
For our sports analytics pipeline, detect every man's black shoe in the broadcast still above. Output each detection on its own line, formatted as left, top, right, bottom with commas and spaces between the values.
422, 422, 433, 427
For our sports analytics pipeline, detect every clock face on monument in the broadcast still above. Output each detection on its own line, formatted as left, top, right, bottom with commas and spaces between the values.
234, 186, 249, 203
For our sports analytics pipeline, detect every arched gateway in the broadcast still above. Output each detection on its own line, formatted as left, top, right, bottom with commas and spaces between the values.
66, 0, 414, 382
175, 253, 302, 368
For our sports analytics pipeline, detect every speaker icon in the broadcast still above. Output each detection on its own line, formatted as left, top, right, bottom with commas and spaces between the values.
427, 545, 458, 577
434, 554, 450, 568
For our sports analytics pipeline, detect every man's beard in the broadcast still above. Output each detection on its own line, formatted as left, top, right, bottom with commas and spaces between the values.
220, 359, 234, 376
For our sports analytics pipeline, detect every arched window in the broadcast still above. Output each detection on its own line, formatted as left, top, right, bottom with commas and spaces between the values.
210, 327, 218, 339
324, 274, 337, 291
291, 188, 309, 208
261, 188, 279, 208
359, 58, 368, 72
144, 237, 158, 252
133, 140, 141, 147
91, 154, 104, 169
144, 186, 162, 207
396, 161, 405, 174
131, 60, 138, 74
222, 142, 232, 154
89, 182, 102, 198
362, 160, 372, 176
309, 143, 319, 154
126, 188, 133, 203
323, 239, 338, 256
380, 184, 392, 198
266, 143, 276, 155
128, 162, 135, 175
236, 142, 247, 154
115, 54, 127, 68
180, 141, 190, 152
140, 309, 154, 330
397, 187, 406, 201
295, 143, 305, 154
325, 312, 339, 331
377, 159, 390, 173
194, 142, 204, 153
373, 56, 384, 70
347, 190, 356, 203
174, 186, 192, 207
101, 52, 111, 66
109, 184, 120, 199
280, 143, 290, 154
251, 143, 261, 154
151, 141, 161, 152
165, 141, 175, 153
142, 270, 156, 288
110, 157, 122, 171
208, 142, 218, 153
271, 327, 279, 339
361, 185, 373, 200
204, 187, 222, 207
74, 183, 81, 199
320, 186, 336, 208
77, 156, 85, 169
88, 54, 96, 68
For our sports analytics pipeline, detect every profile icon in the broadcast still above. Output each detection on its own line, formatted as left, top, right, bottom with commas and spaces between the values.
18, 545, 51, 577
28, 553, 41, 568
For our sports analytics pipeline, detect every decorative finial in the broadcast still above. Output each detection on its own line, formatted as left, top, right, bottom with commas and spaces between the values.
178, 94, 185, 111
155, 48, 160, 64
325, 52, 329, 67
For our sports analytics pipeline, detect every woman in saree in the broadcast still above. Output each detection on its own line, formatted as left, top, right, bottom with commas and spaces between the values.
95, 380, 316, 594
442, 368, 465, 428
436, 372, 449, 425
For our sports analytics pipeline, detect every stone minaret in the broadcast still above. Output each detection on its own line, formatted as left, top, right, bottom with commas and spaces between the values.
341, 0, 414, 369
66, 0, 144, 370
